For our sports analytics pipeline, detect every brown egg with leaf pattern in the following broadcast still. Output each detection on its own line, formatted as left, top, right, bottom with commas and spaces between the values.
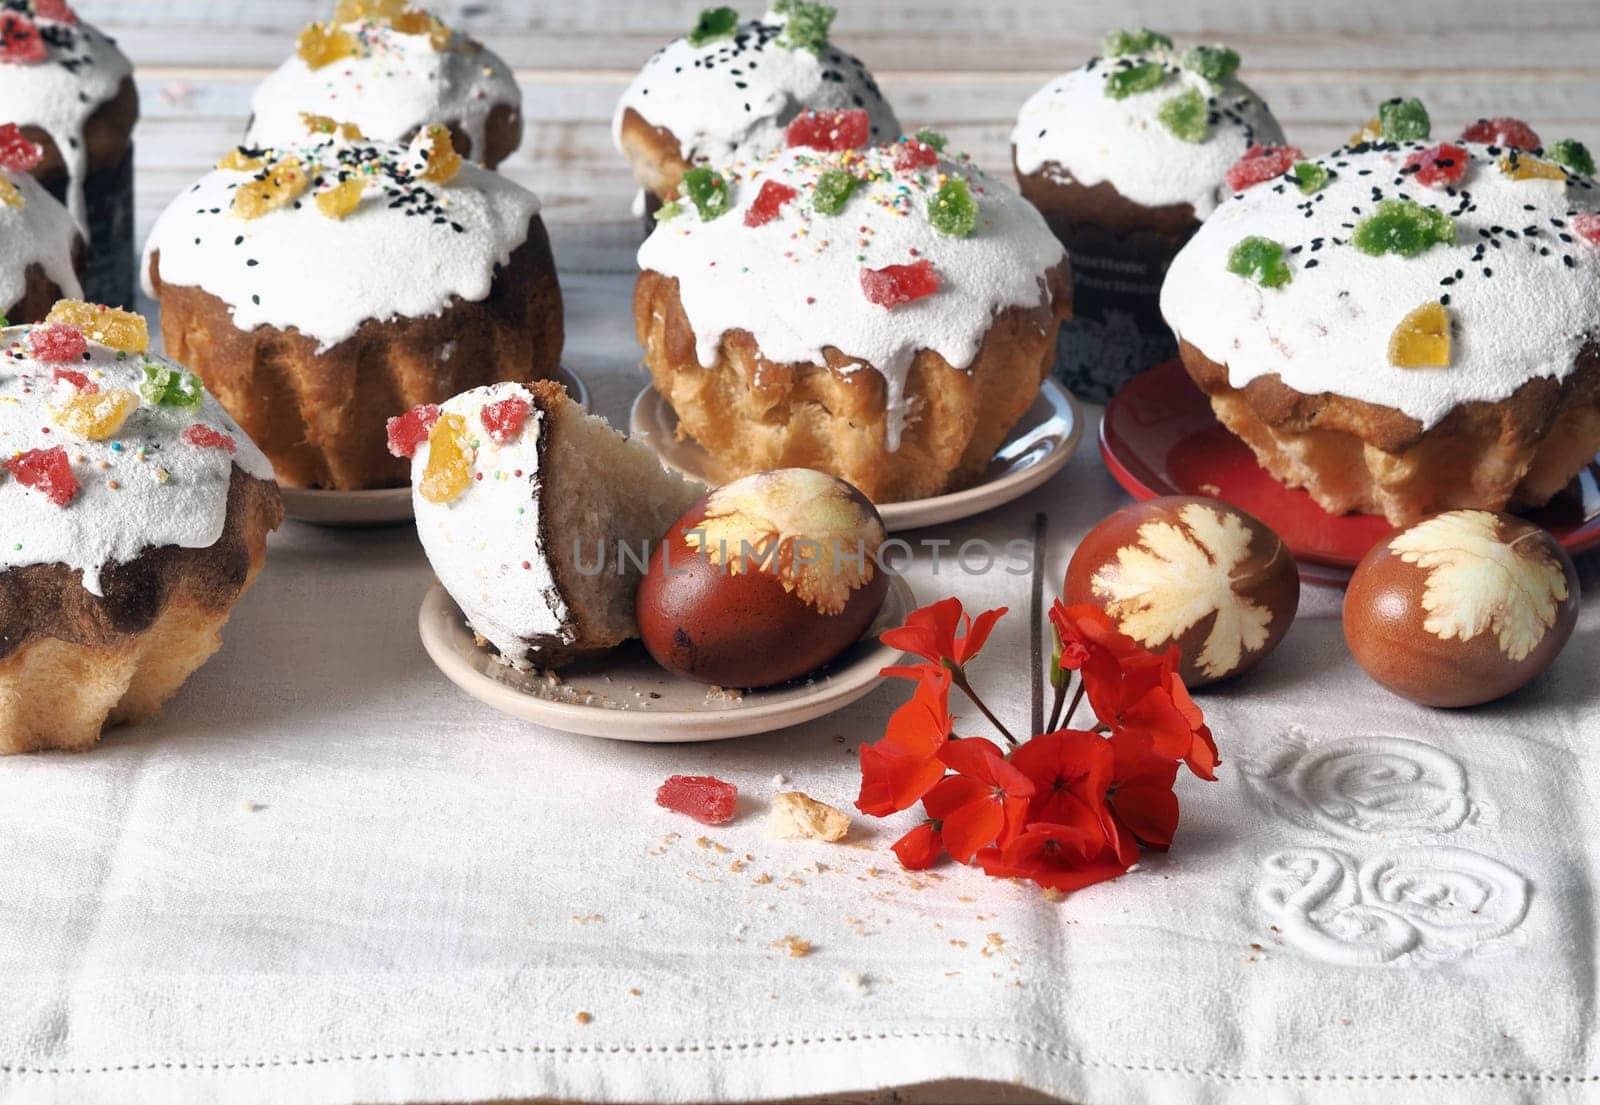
1065, 496, 1300, 687
636, 468, 889, 688
1343, 510, 1578, 707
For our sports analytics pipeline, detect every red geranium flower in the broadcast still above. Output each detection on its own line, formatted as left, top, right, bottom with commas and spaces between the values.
881, 596, 1007, 672
1049, 600, 1141, 672
1107, 736, 1181, 851
1084, 646, 1219, 781
1008, 728, 1132, 865
891, 820, 943, 870
929, 738, 1035, 861
856, 665, 952, 816
977, 823, 1130, 894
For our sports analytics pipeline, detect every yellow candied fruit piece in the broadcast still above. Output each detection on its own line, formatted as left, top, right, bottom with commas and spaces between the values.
49, 389, 139, 441
316, 177, 365, 219
1498, 153, 1566, 181
300, 112, 366, 140
419, 412, 475, 504
1387, 302, 1452, 368
233, 158, 310, 220
0, 177, 23, 209
1349, 116, 1382, 144
45, 300, 150, 353
297, 21, 359, 69
414, 124, 461, 184
333, 0, 405, 22
216, 148, 266, 173
391, 9, 451, 50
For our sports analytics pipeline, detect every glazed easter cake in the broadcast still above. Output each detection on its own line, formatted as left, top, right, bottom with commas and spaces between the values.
0, 142, 81, 323
1161, 104, 1600, 526
635, 117, 1071, 503
0, 0, 138, 308
0, 302, 282, 754
143, 125, 563, 491
247, 0, 522, 168
614, 3, 900, 206
395, 380, 700, 669
1013, 29, 1284, 402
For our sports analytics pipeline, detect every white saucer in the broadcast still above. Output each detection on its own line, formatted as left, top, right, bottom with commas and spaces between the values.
281, 366, 591, 528
416, 574, 914, 742
628, 379, 1082, 531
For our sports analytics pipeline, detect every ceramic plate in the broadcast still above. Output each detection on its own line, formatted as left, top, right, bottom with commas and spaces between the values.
417, 575, 914, 742
1101, 359, 1600, 584
629, 379, 1082, 532
282, 366, 591, 528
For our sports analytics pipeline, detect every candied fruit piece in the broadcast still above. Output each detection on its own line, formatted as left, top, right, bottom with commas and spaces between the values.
0, 12, 46, 64
479, 395, 531, 445
1349, 116, 1383, 145
1182, 44, 1240, 84
927, 177, 977, 237
774, 0, 834, 54
743, 179, 799, 227
391, 9, 450, 49
1157, 88, 1208, 143
0, 123, 42, 171
418, 412, 474, 503
140, 362, 203, 408
411, 125, 462, 184
784, 108, 869, 152
1226, 236, 1291, 288
29, 323, 86, 363
182, 424, 237, 453
4, 446, 77, 506
681, 165, 731, 220
1350, 199, 1455, 257
1572, 212, 1600, 245
655, 774, 737, 825
915, 128, 948, 152
297, 21, 359, 69
1104, 60, 1167, 100
1225, 144, 1304, 193
386, 402, 440, 458
50, 388, 138, 441
892, 138, 939, 172
860, 259, 940, 307
217, 147, 267, 173
1548, 139, 1595, 178
1498, 151, 1566, 181
233, 157, 310, 219
52, 367, 95, 393
46, 300, 149, 353
333, 0, 405, 20
1103, 27, 1172, 56
1402, 142, 1469, 189
1461, 116, 1542, 151
33, 0, 78, 24
300, 113, 366, 141
0, 177, 23, 209
811, 168, 858, 216
1387, 302, 1452, 368
653, 199, 682, 222
316, 177, 365, 219
1291, 161, 1329, 194
1378, 97, 1431, 142
686, 5, 737, 48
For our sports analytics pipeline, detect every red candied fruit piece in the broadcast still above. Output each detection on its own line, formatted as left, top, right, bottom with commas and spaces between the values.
1225, 144, 1305, 193
655, 774, 738, 825
4, 445, 78, 506
743, 179, 799, 228
1573, 213, 1600, 245
386, 402, 441, 458
30, 323, 87, 363
1461, 117, 1542, 150
479, 395, 531, 445
0, 12, 47, 64
182, 424, 237, 454
860, 259, 940, 308
784, 108, 870, 152
0, 123, 42, 171
893, 139, 939, 171
33, 0, 78, 23
51, 366, 96, 393
1404, 142, 1470, 188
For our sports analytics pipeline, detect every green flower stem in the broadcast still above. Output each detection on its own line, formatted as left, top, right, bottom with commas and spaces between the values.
951, 669, 1019, 747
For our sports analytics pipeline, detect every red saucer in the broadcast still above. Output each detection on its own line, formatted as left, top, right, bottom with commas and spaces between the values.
1100, 359, 1600, 584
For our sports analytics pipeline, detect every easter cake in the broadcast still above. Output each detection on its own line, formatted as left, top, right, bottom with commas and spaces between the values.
0, 130, 81, 324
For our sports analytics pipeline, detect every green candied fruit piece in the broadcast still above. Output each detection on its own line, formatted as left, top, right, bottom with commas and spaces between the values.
1291, 161, 1329, 194
1104, 61, 1168, 100
927, 177, 977, 237
687, 6, 738, 48
1548, 139, 1596, 177
915, 127, 948, 153
1352, 198, 1456, 257
139, 362, 203, 408
1181, 44, 1240, 84
774, 0, 835, 54
1157, 88, 1208, 143
1378, 97, 1431, 142
1227, 236, 1292, 288
653, 199, 683, 222
1103, 28, 1173, 57
812, 168, 858, 215
680, 166, 731, 220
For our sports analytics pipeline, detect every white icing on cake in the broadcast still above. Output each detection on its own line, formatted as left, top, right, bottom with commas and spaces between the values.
1161, 141, 1600, 428
410, 382, 567, 664
0, 5, 132, 230
1012, 50, 1283, 218
0, 168, 80, 315
636, 141, 1066, 449
245, 17, 520, 163
0, 326, 273, 595
141, 132, 540, 351
613, 10, 900, 168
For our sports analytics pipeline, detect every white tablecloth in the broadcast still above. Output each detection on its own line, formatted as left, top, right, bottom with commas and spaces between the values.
3, 275, 1599, 1105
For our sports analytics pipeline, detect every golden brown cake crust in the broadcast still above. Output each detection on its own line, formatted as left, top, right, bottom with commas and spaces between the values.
634, 264, 1073, 503
1016, 158, 1199, 241
149, 221, 565, 490
618, 106, 694, 202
